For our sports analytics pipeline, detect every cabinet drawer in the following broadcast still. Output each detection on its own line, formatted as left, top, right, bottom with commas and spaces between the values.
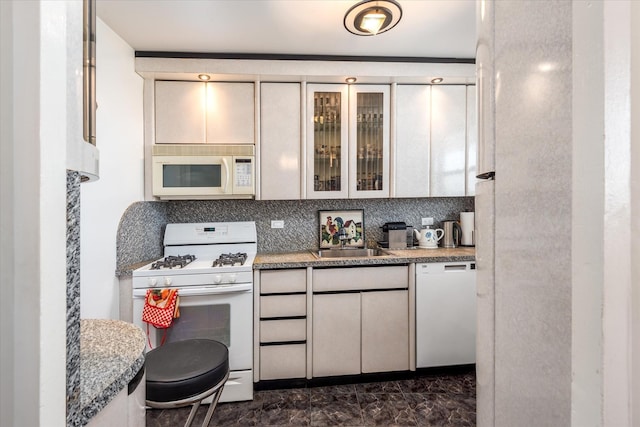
313, 266, 409, 292
260, 269, 306, 294
260, 294, 306, 318
260, 318, 306, 343
260, 344, 306, 380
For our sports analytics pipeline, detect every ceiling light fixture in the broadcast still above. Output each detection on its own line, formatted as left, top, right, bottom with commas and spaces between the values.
198, 74, 211, 81
344, 0, 403, 36
431, 77, 444, 84
345, 77, 357, 84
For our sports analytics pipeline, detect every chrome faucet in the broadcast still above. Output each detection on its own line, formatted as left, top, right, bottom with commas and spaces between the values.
338, 228, 348, 248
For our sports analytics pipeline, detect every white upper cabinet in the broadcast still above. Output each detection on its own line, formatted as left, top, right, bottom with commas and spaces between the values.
306, 84, 350, 199
430, 85, 467, 197
306, 84, 390, 199
260, 83, 302, 200
154, 81, 255, 144
151, 78, 475, 199
155, 81, 206, 144
206, 82, 255, 143
395, 85, 431, 198
466, 85, 477, 196
394, 84, 475, 198
348, 85, 390, 199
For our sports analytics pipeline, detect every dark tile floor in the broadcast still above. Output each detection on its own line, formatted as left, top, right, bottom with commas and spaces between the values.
146, 370, 475, 426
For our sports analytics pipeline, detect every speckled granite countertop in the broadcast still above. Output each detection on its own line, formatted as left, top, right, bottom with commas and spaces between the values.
117, 248, 475, 276
254, 247, 475, 269
78, 319, 146, 426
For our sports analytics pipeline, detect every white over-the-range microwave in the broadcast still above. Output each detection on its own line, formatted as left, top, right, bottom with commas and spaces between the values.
152, 144, 255, 200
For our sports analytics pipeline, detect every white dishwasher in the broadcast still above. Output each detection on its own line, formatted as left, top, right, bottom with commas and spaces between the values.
416, 262, 476, 368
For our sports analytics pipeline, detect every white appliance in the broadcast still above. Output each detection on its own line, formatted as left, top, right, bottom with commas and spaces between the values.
132, 221, 257, 402
151, 144, 255, 200
416, 262, 476, 368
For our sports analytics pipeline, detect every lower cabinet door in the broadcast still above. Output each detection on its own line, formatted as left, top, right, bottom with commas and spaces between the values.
361, 290, 409, 373
312, 293, 361, 377
86, 386, 128, 427
260, 344, 306, 380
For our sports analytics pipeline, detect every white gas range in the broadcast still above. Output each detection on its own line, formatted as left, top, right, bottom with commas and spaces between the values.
132, 221, 256, 403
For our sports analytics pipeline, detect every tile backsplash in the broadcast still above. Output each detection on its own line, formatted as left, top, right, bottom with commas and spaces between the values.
116, 201, 168, 272
116, 197, 474, 269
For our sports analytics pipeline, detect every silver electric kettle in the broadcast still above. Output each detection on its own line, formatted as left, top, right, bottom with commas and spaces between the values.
442, 220, 462, 248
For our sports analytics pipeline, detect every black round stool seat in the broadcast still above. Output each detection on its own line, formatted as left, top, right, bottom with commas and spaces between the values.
146, 339, 229, 403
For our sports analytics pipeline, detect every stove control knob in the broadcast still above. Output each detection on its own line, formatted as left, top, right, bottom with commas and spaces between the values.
164, 277, 172, 286
148, 277, 158, 287
229, 274, 237, 283
214, 275, 222, 284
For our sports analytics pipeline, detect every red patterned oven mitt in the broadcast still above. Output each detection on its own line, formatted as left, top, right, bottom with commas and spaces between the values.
142, 289, 180, 347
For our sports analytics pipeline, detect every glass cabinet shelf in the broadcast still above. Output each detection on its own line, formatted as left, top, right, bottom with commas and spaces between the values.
347, 85, 390, 198
307, 85, 349, 198
307, 84, 389, 199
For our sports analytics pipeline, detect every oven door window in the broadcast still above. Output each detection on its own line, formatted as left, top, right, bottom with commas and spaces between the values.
163, 164, 222, 188
157, 303, 231, 346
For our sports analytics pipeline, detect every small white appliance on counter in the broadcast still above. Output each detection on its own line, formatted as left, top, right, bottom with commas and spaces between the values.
132, 221, 257, 402
151, 144, 255, 200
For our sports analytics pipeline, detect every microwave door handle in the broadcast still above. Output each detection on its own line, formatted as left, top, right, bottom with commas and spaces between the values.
222, 157, 230, 193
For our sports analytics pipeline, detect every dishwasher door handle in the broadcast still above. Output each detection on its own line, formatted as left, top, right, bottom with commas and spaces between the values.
444, 264, 468, 271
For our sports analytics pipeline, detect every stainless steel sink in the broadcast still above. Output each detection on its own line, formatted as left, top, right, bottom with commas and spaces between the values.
312, 248, 390, 258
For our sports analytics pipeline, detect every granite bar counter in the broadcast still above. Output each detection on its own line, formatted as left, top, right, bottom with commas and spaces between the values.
76, 319, 146, 426
254, 247, 475, 269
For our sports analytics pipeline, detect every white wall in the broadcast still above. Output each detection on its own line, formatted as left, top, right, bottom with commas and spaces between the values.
0, 1, 16, 424
631, 4, 640, 423
598, 2, 637, 425
571, 1, 605, 425
1, 1, 72, 425
80, 19, 144, 319
572, 2, 640, 426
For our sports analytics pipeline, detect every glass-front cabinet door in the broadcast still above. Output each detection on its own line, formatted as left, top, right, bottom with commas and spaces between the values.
306, 84, 389, 199
306, 84, 349, 199
348, 85, 390, 198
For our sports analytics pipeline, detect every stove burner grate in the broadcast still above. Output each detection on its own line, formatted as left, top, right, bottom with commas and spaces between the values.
212, 252, 248, 267
150, 254, 196, 270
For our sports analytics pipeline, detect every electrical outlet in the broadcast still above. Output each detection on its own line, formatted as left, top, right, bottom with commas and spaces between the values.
421, 217, 434, 226
271, 220, 284, 229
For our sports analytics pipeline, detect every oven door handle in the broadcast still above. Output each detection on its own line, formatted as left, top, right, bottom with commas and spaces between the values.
133, 283, 252, 298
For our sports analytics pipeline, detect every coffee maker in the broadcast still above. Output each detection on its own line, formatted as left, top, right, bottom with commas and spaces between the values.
381, 222, 407, 249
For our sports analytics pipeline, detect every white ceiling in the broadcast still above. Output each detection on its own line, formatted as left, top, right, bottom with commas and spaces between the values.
96, 0, 477, 59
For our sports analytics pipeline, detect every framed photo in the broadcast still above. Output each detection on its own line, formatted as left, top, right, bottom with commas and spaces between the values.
318, 209, 364, 249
